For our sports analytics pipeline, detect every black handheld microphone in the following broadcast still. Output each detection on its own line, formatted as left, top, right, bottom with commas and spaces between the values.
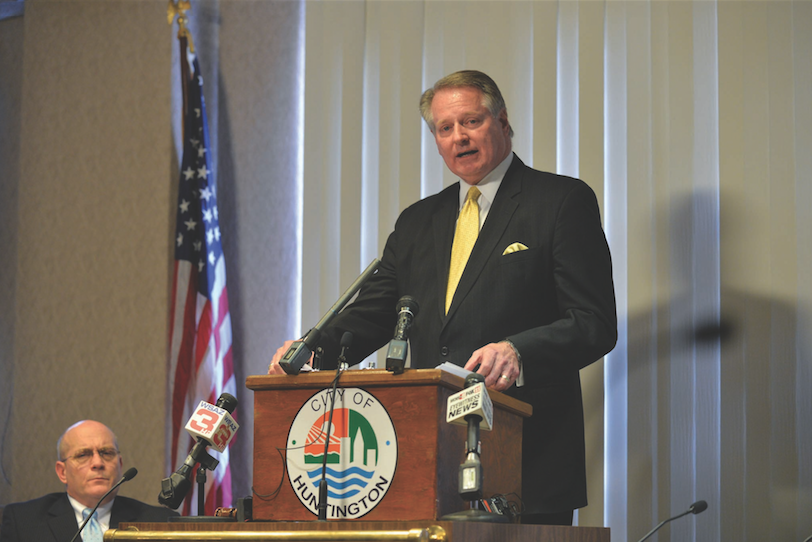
636, 500, 708, 542
385, 296, 419, 374
280, 259, 380, 375
158, 393, 238, 510
69, 467, 138, 542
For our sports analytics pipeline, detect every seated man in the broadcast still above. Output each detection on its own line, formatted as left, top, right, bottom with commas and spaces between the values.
0, 420, 177, 542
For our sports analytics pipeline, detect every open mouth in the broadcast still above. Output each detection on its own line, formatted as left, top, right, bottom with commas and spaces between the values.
457, 150, 477, 159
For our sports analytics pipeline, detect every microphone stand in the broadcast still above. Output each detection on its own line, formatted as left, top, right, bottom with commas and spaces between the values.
196, 464, 208, 516
280, 259, 379, 375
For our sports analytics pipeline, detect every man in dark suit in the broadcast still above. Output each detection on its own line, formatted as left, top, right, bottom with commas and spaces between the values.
269, 70, 616, 525
0, 420, 177, 542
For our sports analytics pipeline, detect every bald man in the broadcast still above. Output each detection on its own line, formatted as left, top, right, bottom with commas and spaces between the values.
0, 420, 177, 542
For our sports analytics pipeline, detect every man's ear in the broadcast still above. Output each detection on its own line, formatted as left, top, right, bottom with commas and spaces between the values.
55, 461, 68, 484
499, 108, 510, 134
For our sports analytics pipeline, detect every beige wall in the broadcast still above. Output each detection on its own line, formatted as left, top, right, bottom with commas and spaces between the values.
6, 1, 173, 504
0, 0, 303, 506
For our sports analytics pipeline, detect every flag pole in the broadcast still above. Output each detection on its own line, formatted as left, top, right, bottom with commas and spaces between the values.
168, 0, 194, 123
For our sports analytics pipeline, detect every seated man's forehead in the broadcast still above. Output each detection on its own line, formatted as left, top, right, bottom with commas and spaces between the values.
64, 423, 116, 451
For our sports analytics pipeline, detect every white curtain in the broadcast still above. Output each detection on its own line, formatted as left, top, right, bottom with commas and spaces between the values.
300, 1, 812, 540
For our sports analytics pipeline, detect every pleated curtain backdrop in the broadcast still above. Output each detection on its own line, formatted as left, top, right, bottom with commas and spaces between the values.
299, 2, 812, 541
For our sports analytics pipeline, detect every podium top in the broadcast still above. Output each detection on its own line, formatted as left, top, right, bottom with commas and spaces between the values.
246, 368, 531, 418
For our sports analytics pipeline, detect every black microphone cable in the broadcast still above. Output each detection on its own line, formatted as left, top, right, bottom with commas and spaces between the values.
317, 331, 352, 521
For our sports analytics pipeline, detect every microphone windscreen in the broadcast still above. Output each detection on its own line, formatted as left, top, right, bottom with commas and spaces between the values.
340, 331, 353, 348
122, 467, 138, 482
215, 392, 238, 413
464, 372, 485, 388
690, 500, 708, 514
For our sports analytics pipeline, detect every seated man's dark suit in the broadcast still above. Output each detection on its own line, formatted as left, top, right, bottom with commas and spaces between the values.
0, 492, 177, 542
320, 154, 617, 515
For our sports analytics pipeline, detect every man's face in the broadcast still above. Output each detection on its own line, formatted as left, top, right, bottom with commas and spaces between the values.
55, 421, 123, 508
430, 86, 512, 185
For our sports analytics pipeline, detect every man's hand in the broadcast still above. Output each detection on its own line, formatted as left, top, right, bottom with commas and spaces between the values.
268, 339, 314, 374
463, 341, 520, 392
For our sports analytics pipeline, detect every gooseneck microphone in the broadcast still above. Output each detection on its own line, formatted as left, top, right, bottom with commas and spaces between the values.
385, 296, 419, 374
317, 332, 353, 521
69, 467, 138, 542
636, 500, 708, 542
158, 392, 239, 510
280, 259, 380, 375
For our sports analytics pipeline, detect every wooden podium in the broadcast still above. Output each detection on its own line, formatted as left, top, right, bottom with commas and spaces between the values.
106, 368, 610, 542
246, 368, 531, 521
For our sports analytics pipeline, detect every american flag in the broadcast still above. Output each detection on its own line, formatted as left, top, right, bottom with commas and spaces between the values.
166, 49, 236, 516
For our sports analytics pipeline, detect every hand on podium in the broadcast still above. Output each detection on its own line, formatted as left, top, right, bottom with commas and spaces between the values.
463, 341, 520, 392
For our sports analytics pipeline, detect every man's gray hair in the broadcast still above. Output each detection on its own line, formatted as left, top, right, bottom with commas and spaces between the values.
419, 70, 514, 138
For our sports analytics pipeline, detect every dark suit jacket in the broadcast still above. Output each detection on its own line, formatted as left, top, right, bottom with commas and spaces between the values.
321, 154, 617, 514
0, 492, 178, 542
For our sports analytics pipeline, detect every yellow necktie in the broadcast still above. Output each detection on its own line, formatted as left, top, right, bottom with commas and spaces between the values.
446, 186, 481, 314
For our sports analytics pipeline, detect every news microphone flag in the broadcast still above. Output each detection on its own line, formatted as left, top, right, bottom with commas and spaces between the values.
166, 37, 237, 516
446, 382, 494, 431
185, 400, 240, 453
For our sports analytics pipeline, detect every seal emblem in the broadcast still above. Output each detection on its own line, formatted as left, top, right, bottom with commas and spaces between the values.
287, 387, 398, 518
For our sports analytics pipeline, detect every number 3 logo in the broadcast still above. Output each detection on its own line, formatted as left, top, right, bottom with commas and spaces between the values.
213, 424, 232, 448
189, 408, 218, 434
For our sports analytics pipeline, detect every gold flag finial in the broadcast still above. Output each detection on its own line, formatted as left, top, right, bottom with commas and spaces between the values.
167, 0, 195, 53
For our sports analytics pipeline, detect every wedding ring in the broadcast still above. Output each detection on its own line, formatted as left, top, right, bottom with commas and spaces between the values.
500, 374, 510, 380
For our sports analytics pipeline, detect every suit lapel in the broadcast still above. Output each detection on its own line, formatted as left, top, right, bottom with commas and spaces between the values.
47, 493, 80, 542
443, 156, 524, 323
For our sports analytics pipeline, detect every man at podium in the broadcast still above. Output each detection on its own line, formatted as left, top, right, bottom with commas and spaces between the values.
269, 70, 617, 526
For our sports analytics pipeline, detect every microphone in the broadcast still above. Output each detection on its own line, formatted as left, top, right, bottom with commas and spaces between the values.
455, 373, 489, 501
158, 393, 239, 510
440, 374, 506, 523
385, 296, 419, 374
184, 393, 240, 453
69, 467, 138, 542
636, 500, 708, 542
446, 373, 494, 432
280, 258, 380, 375
337, 331, 353, 371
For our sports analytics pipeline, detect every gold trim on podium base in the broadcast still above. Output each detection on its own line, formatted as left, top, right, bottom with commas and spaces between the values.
105, 525, 447, 542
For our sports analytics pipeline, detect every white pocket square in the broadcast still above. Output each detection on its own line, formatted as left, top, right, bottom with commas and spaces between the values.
502, 242, 529, 255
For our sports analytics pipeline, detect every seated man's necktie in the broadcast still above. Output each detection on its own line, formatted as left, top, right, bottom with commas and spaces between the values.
82, 508, 104, 542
